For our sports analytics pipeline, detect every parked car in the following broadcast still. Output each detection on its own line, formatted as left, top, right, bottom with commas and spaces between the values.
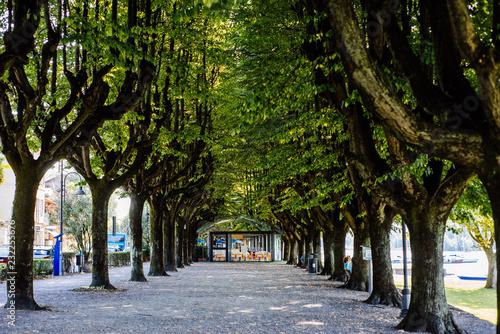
108, 246, 122, 253
0, 248, 9, 280
33, 247, 54, 259
0, 247, 9, 265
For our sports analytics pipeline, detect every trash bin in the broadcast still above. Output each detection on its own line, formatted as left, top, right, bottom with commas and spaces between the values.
75, 254, 83, 272
75, 254, 83, 266
308, 253, 317, 274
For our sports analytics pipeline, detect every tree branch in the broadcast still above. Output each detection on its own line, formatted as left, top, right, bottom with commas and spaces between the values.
322, 0, 485, 173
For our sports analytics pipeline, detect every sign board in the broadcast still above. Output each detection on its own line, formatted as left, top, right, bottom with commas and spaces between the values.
362, 246, 372, 260
232, 235, 243, 239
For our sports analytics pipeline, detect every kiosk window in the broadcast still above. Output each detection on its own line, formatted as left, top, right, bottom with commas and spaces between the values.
213, 235, 226, 248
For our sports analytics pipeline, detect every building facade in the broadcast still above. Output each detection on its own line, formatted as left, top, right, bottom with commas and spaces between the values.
0, 162, 52, 247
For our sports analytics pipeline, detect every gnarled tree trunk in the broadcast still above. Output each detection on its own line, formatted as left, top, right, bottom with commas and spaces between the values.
302, 231, 313, 270
148, 198, 167, 276
365, 204, 400, 307
6, 167, 44, 309
183, 223, 190, 266
343, 219, 369, 291
314, 227, 323, 272
89, 185, 114, 289
484, 247, 497, 289
483, 181, 500, 299
398, 214, 460, 332
289, 238, 298, 265
321, 228, 334, 276
176, 222, 185, 269
297, 236, 306, 268
128, 192, 147, 282
282, 235, 290, 263
164, 212, 177, 272
329, 219, 349, 281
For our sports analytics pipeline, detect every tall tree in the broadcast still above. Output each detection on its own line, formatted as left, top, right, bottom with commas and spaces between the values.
321, 2, 500, 330
65, 0, 156, 289
0, 0, 153, 308
450, 177, 496, 289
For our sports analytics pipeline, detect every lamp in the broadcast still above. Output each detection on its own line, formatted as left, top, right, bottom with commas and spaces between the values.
58, 161, 86, 276
75, 186, 85, 195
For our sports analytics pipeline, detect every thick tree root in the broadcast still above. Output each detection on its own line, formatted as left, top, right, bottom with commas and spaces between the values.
148, 269, 169, 276
5, 299, 46, 310
129, 273, 148, 282
397, 309, 465, 333
164, 264, 178, 272
340, 279, 368, 292
89, 281, 116, 290
328, 272, 348, 282
365, 289, 402, 307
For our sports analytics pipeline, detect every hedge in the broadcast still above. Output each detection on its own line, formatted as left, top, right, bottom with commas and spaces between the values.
108, 251, 130, 267
194, 244, 208, 261
0, 263, 6, 281
63, 252, 77, 273
33, 259, 53, 277
29, 251, 131, 277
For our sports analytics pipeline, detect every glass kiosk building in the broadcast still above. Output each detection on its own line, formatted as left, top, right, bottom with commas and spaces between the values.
208, 231, 281, 262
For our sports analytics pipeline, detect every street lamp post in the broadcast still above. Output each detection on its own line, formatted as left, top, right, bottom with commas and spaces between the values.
58, 161, 85, 276
400, 220, 411, 317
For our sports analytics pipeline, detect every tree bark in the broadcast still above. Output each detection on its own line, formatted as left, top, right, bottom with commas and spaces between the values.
176, 222, 185, 269
187, 225, 195, 264
183, 223, 190, 266
89, 184, 114, 289
163, 212, 177, 272
191, 226, 198, 264
128, 192, 147, 282
321, 228, 334, 276
148, 199, 167, 276
289, 238, 298, 265
343, 220, 369, 291
282, 235, 290, 263
329, 218, 348, 281
398, 213, 460, 332
301, 231, 313, 270
365, 204, 401, 307
484, 247, 497, 289
483, 180, 500, 304
321, 0, 495, 330
5, 167, 44, 309
297, 236, 305, 268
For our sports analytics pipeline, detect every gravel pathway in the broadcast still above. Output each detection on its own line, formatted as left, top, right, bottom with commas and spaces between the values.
0, 262, 495, 333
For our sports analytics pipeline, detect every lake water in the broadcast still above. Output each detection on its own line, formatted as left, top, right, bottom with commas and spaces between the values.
389, 249, 489, 279
339, 248, 489, 280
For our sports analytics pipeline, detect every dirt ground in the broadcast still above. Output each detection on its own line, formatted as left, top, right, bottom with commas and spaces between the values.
0, 262, 495, 333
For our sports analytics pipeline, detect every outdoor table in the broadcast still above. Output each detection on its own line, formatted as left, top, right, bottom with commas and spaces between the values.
255, 252, 271, 261
232, 252, 244, 261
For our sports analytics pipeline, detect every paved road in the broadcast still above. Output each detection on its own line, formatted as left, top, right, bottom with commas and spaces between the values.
0, 262, 495, 333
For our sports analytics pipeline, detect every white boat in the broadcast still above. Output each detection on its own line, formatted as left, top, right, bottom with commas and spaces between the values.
461, 258, 479, 263
443, 254, 479, 263
392, 255, 411, 264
